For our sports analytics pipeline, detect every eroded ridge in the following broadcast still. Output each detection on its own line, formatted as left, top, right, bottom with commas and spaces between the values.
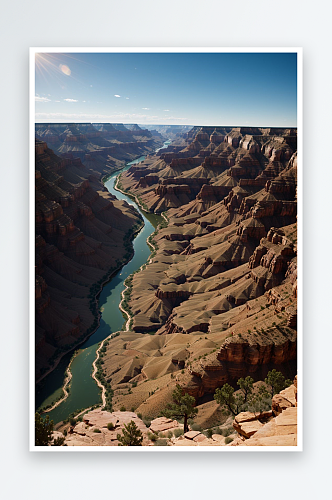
100, 126, 297, 419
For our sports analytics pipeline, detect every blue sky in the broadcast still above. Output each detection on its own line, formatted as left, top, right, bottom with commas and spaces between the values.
35, 52, 297, 126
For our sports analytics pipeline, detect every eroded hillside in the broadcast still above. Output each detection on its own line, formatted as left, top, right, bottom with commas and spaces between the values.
35, 122, 164, 178
35, 140, 142, 380
101, 126, 297, 416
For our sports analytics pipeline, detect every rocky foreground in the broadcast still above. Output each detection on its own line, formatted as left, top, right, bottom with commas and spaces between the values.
52, 376, 297, 447
101, 126, 298, 428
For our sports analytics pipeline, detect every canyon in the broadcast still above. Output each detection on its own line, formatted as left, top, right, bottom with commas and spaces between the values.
35, 124, 298, 447
101, 126, 298, 433
35, 122, 165, 179
35, 138, 144, 381
35, 123, 179, 381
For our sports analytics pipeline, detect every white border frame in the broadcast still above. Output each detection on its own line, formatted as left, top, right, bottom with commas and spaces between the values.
29, 47, 302, 452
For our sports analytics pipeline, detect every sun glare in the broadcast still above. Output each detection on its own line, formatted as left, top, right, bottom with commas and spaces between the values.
35, 53, 72, 84
59, 64, 71, 76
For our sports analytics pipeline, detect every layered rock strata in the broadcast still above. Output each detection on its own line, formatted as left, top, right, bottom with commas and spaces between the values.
103, 125, 297, 406
35, 140, 142, 380
35, 122, 165, 179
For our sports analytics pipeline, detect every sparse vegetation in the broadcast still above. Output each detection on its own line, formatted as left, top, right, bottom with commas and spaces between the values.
117, 420, 143, 446
214, 371, 292, 416
191, 423, 202, 432
206, 428, 213, 438
154, 439, 168, 446
161, 384, 198, 433
148, 432, 158, 442
35, 413, 54, 446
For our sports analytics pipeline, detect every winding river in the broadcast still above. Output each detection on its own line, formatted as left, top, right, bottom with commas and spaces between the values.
36, 140, 170, 423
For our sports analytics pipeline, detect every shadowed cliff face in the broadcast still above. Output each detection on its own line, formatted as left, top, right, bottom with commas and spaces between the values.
35, 140, 142, 380
35, 122, 165, 179
99, 126, 297, 412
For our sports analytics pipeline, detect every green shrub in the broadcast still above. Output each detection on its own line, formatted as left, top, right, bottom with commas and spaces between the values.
107, 422, 114, 431
93, 428, 101, 433
206, 428, 213, 438
117, 420, 143, 446
154, 439, 168, 446
225, 436, 233, 444
191, 423, 202, 432
69, 418, 77, 427
120, 406, 126, 412
167, 431, 173, 438
137, 413, 142, 419
173, 428, 184, 438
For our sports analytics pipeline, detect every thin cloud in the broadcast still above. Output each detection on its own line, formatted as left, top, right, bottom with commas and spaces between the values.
142, 107, 150, 110
35, 112, 188, 124
125, 97, 129, 99
64, 98, 78, 102
36, 112, 159, 121
35, 96, 51, 103
55, 100, 60, 103
164, 109, 170, 112
114, 95, 121, 98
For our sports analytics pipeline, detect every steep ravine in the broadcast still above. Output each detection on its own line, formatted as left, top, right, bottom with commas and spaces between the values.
36, 141, 170, 423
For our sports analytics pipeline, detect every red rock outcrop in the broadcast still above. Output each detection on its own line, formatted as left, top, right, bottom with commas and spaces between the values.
231, 377, 298, 446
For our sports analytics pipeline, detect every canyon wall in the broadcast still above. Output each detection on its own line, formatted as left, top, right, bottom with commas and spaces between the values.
35, 140, 142, 380
35, 122, 165, 179
103, 125, 298, 408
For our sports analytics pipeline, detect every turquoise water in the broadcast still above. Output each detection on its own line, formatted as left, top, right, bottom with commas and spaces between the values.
35, 140, 170, 423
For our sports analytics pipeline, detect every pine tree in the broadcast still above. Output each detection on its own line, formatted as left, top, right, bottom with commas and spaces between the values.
117, 420, 143, 446
35, 412, 54, 446
161, 384, 198, 433
214, 370, 293, 416
214, 383, 242, 416
264, 369, 292, 397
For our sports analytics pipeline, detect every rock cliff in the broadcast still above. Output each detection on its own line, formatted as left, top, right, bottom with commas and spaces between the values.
35, 140, 142, 381
35, 122, 165, 179
107, 125, 297, 408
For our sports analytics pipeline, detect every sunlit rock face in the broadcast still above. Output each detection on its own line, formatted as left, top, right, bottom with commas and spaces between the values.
108, 126, 297, 406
